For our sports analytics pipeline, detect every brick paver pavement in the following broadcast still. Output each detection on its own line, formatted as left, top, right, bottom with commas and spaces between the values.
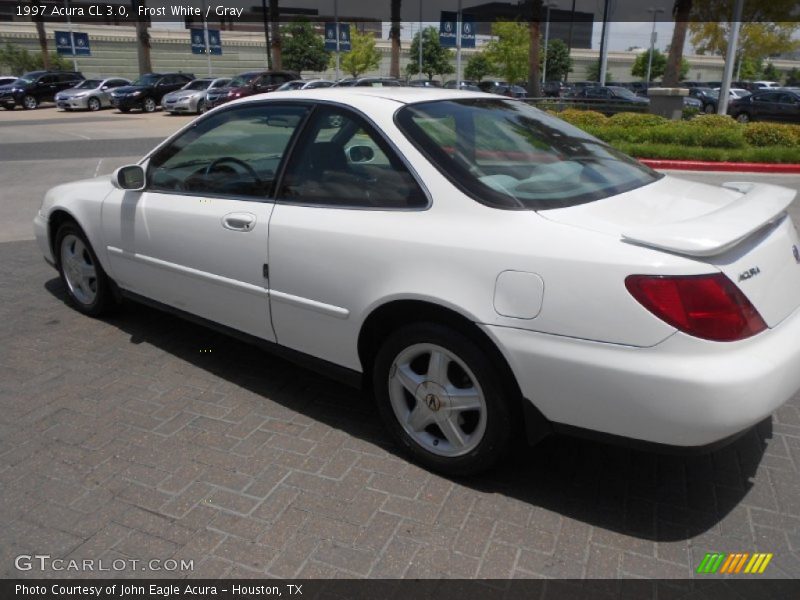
1, 240, 799, 579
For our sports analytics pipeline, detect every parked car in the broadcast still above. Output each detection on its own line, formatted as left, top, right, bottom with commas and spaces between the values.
110, 73, 195, 113
0, 76, 17, 87
332, 77, 402, 87
0, 70, 84, 109
578, 86, 650, 107
752, 81, 780, 90
443, 80, 481, 91
408, 79, 442, 88
728, 89, 800, 123
542, 81, 571, 97
162, 77, 230, 114
683, 95, 703, 110
275, 79, 334, 91
55, 77, 131, 111
33, 88, 800, 475
204, 70, 299, 110
477, 80, 527, 98
688, 87, 718, 113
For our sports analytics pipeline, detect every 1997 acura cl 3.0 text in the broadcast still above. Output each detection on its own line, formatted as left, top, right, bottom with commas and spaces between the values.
34, 89, 800, 475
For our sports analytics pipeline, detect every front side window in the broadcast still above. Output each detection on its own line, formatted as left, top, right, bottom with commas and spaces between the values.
396, 98, 661, 210
148, 103, 309, 200
279, 105, 426, 209
183, 79, 212, 91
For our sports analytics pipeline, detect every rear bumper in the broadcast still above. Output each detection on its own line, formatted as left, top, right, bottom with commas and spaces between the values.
484, 307, 800, 447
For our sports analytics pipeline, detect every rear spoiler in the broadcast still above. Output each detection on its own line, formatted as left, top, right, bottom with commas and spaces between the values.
621, 182, 796, 257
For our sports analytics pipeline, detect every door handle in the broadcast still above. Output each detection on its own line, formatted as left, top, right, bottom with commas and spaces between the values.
221, 212, 256, 232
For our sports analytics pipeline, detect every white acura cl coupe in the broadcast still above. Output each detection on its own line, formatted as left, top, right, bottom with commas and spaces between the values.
34, 88, 800, 475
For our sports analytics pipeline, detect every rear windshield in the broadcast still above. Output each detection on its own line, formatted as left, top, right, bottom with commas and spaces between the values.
395, 98, 661, 210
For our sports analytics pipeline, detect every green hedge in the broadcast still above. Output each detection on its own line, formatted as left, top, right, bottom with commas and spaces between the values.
553, 110, 800, 162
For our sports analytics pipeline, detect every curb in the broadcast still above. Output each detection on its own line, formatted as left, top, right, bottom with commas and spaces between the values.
638, 159, 800, 174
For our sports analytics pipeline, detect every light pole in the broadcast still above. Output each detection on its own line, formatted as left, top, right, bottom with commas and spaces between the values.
334, 0, 340, 81
718, 0, 745, 115
541, 1, 557, 84
645, 7, 664, 89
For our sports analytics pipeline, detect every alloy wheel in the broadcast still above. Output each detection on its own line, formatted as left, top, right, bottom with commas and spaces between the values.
23, 95, 37, 109
60, 234, 98, 306
387, 343, 487, 457
88, 97, 101, 111
143, 97, 156, 112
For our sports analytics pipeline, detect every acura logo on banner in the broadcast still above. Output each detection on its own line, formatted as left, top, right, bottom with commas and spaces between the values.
55, 31, 91, 56
439, 12, 475, 48
325, 23, 351, 51
190, 29, 222, 55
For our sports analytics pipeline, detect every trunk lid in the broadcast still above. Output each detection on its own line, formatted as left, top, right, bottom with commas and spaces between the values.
540, 176, 800, 327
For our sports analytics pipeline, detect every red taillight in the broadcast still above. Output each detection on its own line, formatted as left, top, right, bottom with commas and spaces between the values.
625, 273, 767, 342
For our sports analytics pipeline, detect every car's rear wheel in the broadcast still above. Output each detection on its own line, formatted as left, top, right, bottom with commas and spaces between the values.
142, 97, 156, 113
22, 94, 38, 109
373, 323, 512, 476
87, 97, 101, 111
56, 223, 115, 317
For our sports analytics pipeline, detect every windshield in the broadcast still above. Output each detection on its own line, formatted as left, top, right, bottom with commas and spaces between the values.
610, 87, 637, 99
230, 73, 258, 87
131, 74, 160, 86
75, 79, 102, 89
183, 79, 211, 90
396, 98, 661, 210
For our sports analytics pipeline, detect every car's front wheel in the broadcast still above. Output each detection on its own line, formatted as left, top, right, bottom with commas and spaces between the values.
142, 97, 157, 113
703, 103, 715, 114
373, 323, 513, 476
87, 97, 101, 111
56, 223, 116, 316
736, 112, 751, 123
196, 99, 206, 114
22, 94, 38, 109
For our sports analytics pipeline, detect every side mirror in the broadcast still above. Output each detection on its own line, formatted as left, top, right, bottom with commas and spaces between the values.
112, 165, 146, 191
348, 145, 375, 163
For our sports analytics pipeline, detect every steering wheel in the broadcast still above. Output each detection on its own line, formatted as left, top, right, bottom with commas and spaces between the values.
204, 156, 262, 186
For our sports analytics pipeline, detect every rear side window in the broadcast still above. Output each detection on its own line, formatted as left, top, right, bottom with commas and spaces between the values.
396, 98, 661, 210
278, 105, 427, 209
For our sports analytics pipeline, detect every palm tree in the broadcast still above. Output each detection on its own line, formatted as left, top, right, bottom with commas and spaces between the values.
30, 0, 49, 69
132, 0, 152, 74
663, 0, 692, 86
269, 0, 282, 70
527, 0, 542, 97
389, 0, 402, 79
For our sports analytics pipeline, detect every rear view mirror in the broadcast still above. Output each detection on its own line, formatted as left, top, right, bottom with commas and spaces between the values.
112, 165, 146, 191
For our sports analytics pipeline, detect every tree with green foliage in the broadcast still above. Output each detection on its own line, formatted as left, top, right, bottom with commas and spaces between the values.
786, 67, 799, 86
760, 62, 781, 82
585, 59, 601, 82
484, 21, 529, 85
406, 26, 454, 81
688, 0, 799, 64
340, 29, 381, 78
631, 49, 689, 81
0, 43, 69, 75
281, 20, 330, 73
464, 53, 493, 82
541, 39, 572, 82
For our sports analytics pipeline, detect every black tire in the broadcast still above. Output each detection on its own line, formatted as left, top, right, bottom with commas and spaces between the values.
736, 112, 751, 123
55, 222, 116, 317
22, 94, 38, 110
196, 99, 206, 114
703, 103, 715, 114
142, 97, 157, 113
87, 97, 101, 111
372, 322, 513, 476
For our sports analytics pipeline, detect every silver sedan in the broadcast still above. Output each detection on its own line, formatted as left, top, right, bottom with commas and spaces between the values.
55, 78, 131, 111
162, 77, 231, 114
